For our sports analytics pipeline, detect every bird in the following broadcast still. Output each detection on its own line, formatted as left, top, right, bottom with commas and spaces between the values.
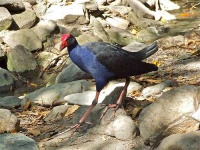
60, 34, 158, 132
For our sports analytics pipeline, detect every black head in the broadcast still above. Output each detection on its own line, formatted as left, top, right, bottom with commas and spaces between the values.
60, 34, 77, 50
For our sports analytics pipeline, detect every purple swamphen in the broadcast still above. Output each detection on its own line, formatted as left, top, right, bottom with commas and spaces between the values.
60, 34, 158, 132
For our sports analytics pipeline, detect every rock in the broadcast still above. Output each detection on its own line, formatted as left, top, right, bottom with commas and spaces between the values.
86, 108, 137, 140
22, 0, 36, 5
128, 0, 154, 18
0, 109, 20, 133
136, 28, 158, 43
64, 90, 96, 105
36, 51, 58, 68
0, 67, 14, 92
65, 81, 142, 105
123, 42, 147, 52
56, 63, 92, 83
141, 80, 177, 98
26, 80, 91, 106
106, 16, 130, 30
138, 85, 200, 145
107, 27, 140, 46
42, 133, 143, 150
0, 133, 39, 150
159, 0, 180, 11
103, 115, 137, 140
7, 45, 38, 72
32, 20, 57, 42
12, 9, 37, 29
157, 131, 200, 150
91, 17, 112, 43
44, 105, 70, 121
0, 96, 21, 108
77, 33, 101, 45
106, 5, 131, 16
43, 4, 84, 21
158, 35, 186, 49
3, 29, 42, 51
0, 7, 12, 31
0, 0, 25, 11
33, 2, 47, 18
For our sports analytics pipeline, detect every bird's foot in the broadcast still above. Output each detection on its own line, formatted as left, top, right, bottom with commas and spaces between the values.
99, 103, 123, 122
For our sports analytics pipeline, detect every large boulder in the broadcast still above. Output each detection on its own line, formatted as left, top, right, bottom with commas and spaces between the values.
12, 9, 37, 29
138, 85, 200, 145
158, 131, 200, 150
3, 29, 42, 51
7, 45, 38, 72
0, 133, 39, 150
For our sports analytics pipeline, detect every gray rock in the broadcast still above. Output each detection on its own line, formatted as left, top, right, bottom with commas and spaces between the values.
157, 131, 200, 150
36, 51, 58, 68
0, 96, 21, 108
139, 85, 200, 145
43, 4, 84, 21
123, 42, 146, 52
43, 133, 141, 150
76, 33, 101, 45
92, 17, 112, 43
141, 80, 177, 98
56, 63, 92, 84
84, 108, 137, 140
0, 0, 25, 11
64, 90, 96, 105
26, 80, 91, 106
0, 67, 14, 92
136, 28, 158, 43
158, 35, 185, 49
33, 2, 47, 18
103, 115, 137, 140
22, 0, 36, 5
32, 20, 57, 42
128, 0, 154, 18
0, 7, 12, 31
3, 29, 42, 51
44, 105, 70, 121
106, 5, 132, 16
65, 81, 142, 105
12, 9, 36, 29
0, 133, 39, 150
106, 27, 140, 46
7, 45, 38, 72
0, 109, 20, 133
106, 16, 130, 30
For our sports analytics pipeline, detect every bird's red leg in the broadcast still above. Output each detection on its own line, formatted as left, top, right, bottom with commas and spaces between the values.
56, 92, 100, 137
100, 77, 130, 120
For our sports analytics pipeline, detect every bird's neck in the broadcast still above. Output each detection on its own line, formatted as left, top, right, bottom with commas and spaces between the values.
68, 41, 79, 52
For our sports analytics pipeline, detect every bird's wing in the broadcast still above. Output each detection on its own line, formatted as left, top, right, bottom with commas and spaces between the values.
84, 42, 152, 77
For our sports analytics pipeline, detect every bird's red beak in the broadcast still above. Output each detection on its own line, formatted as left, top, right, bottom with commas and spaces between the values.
60, 41, 67, 51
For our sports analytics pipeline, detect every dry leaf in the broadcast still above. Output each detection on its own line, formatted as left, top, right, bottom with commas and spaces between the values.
65, 105, 79, 117
29, 128, 41, 136
152, 60, 161, 66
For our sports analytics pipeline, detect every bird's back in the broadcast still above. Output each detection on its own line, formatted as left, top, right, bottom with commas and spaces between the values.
82, 42, 158, 78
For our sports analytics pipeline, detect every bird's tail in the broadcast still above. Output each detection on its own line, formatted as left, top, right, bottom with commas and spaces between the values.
136, 42, 158, 60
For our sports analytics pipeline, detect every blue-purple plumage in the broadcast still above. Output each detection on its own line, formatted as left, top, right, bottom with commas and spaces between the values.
60, 34, 158, 92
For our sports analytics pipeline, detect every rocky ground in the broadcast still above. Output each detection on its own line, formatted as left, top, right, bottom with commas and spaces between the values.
0, 0, 200, 150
